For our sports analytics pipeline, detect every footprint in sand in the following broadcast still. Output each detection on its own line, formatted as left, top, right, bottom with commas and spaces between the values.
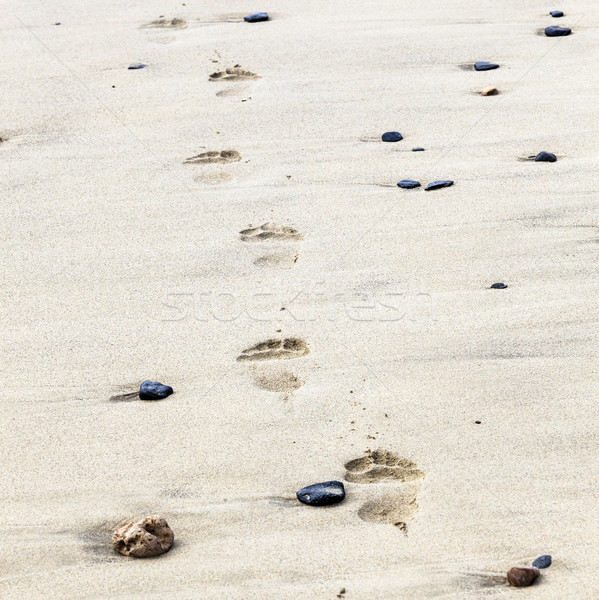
210, 64, 260, 102
240, 223, 303, 268
141, 17, 187, 44
210, 66, 260, 82
240, 223, 304, 243
142, 17, 188, 29
253, 369, 304, 392
345, 449, 425, 534
184, 150, 241, 165
237, 338, 309, 362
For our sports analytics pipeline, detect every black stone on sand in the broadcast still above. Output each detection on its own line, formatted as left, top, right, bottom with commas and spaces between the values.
550, 10, 564, 17
474, 61, 499, 71
490, 283, 508, 289
244, 12, 269, 22
532, 555, 552, 569
397, 179, 421, 189
382, 131, 403, 142
425, 180, 453, 191
139, 381, 174, 400
545, 26, 571, 36
297, 481, 345, 506
535, 151, 557, 162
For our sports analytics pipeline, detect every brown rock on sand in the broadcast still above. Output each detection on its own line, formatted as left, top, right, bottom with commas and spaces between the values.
481, 86, 498, 96
507, 566, 541, 587
112, 515, 174, 557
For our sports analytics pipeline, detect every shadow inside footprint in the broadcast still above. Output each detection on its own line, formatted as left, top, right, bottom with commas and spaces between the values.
184, 150, 241, 164
253, 369, 305, 392
357, 491, 419, 532
209, 67, 260, 82
240, 223, 304, 242
254, 251, 299, 269
237, 338, 309, 362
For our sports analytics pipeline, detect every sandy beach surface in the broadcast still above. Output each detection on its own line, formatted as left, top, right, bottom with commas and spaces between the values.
1, 0, 598, 597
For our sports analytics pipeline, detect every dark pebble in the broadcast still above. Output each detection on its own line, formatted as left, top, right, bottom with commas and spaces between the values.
244, 12, 269, 22
128, 62, 146, 70
54, 22, 61, 25
475, 420, 481, 424
535, 151, 557, 162
296, 481, 345, 506
382, 131, 403, 142
474, 61, 499, 71
532, 555, 552, 569
412, 147, 425, 152
425, 180, 453, 191
507, 567, 540, 587
545, 25, 571, 36
550, 10, 564, 17
397, 179, 421, 189
139, 381, 174, 400
490, 282, 508, 289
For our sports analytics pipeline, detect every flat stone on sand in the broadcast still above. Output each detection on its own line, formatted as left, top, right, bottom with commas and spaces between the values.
481, 87, 498, 96
535, 151, 557, 162
128, 62, 146, 70
490, 282, 508, 289
139, 380, 174, 400
397, 179, 421, 189
112, 515, 174, 557
244, 12, 269, 22
382, 131, 403, 142
532, 555, 552, 569
297, 481, 345, 506
412, 147, 425, 152
507, 566, 540, 587
425, 180, 453, 191
550, 10, 564, 17
474, 61, 499, 71
545, 26, 571, 36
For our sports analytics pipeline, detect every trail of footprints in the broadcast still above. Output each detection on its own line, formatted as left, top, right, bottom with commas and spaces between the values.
79, 10, 574, 580
237, 221, 307, 394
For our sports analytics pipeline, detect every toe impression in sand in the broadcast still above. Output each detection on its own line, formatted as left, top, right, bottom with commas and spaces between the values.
112, 515, 174, 557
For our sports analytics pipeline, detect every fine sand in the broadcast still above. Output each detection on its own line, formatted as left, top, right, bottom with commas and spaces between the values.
1, 1, 598, 598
